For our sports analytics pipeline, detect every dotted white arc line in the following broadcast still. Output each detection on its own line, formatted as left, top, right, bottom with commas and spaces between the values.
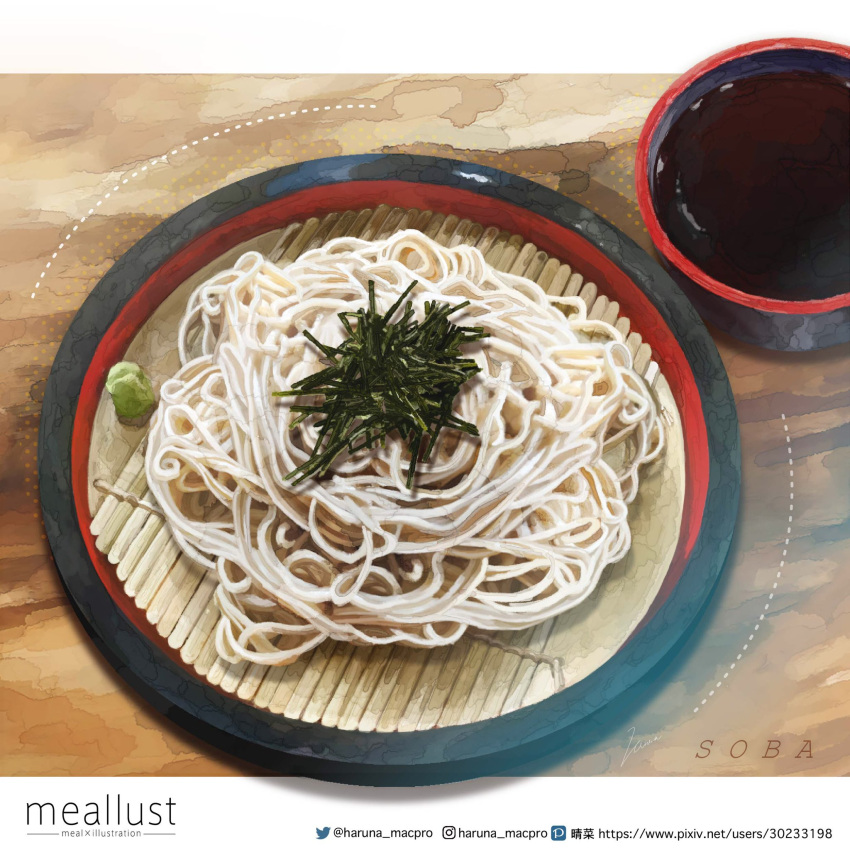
27, 101, 378, 300
693, 413, 793, 713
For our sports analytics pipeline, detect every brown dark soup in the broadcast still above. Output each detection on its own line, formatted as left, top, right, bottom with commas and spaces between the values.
652, 71, 850, 301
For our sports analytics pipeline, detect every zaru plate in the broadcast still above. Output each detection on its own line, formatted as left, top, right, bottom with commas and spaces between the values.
39, 155, 740, 785
84, 208, 686, 732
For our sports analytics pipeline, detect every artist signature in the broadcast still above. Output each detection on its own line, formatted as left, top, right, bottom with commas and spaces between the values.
621, 726, 661, 767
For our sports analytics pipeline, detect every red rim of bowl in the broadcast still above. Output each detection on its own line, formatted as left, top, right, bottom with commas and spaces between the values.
635, 37, 850, 316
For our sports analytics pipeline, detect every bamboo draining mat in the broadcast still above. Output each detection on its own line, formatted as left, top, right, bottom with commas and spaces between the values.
88, 205, 669, 732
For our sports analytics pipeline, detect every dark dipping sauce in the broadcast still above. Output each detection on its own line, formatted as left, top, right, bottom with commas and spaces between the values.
652, 70, 850, 301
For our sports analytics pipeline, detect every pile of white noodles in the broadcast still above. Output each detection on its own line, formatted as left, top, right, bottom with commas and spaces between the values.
144, 230, 664, 665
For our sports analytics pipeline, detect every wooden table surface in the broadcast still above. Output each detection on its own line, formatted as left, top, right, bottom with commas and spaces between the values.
1, 74, 847, 778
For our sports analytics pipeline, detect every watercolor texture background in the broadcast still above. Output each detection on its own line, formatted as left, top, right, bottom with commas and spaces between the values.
0, 74, 847, 777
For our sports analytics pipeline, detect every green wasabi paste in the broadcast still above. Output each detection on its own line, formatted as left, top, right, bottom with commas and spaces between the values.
105, 361, 155, 420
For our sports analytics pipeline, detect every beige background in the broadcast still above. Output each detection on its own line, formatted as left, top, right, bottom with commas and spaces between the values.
0, 75, 847, 777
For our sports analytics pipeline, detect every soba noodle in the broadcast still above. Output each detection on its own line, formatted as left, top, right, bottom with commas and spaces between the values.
144, 230, 664, 666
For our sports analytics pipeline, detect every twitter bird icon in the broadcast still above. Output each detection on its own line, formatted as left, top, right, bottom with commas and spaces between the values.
316, 827, 331, 840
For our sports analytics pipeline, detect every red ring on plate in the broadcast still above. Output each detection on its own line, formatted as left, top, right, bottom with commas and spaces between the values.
72, 180, 711, 676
